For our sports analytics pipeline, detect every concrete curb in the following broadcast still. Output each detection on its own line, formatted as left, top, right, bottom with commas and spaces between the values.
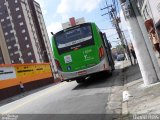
122, 61, 129, 119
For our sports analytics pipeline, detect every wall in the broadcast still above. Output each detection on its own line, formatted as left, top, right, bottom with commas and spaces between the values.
148, 0, 160, 24
0, 63, 55, 100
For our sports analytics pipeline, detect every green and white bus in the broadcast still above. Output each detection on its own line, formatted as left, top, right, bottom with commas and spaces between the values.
51, 21, 114, 83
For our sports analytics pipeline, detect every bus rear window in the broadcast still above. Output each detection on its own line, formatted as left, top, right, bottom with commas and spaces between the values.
54, 24, 94, 54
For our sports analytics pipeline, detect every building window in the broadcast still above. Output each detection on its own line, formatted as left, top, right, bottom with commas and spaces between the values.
14, 44, 18, 47
17, 15, 21, 18
4, 2, 7, 6
11, 37, 15, 41
143, 10, 146, 20
10, 53, 13, 56
145, 5, 149, 17
2, 26, 6, 29
142, 5, 150, 20
1, 19, 4, 22
7, 24, 12, 27
16, 7, 20, 11
25, 37, 28, 40
10, 30, 14, 33
8, 46, 12, 49
6, 16, 10, 19
19, 22, 24, 26
26, 44, 30, 48
6, 39, 9, 42
14, 51, 19, 54
19, 58, 24, 63
157, 3, 160, 13
28, 52, 32, 56
22, 29, 26, 33
4, 32, 8, 36
11, 60, 15, 63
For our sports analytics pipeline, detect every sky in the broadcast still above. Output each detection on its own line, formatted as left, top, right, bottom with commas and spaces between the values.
35, 0, 129, 48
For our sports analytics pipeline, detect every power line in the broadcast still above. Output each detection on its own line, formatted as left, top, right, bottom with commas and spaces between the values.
100, 0, 133, 65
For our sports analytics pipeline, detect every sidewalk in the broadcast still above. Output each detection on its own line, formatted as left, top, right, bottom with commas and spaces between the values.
122, 61, 160, 119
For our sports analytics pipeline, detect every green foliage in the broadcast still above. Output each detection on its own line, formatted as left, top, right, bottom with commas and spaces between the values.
116, 44, 124, 54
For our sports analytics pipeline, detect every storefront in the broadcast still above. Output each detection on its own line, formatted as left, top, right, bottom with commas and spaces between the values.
145, 19, 155, 34
155, 19, 160, 39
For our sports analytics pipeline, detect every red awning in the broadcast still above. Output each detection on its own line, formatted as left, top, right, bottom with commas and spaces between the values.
144, 19, 154, 33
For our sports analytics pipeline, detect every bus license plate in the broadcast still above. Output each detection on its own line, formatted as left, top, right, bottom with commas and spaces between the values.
77, 70, 87, 75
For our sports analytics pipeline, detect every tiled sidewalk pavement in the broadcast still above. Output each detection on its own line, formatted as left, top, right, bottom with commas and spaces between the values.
104, 60, 129, 120
105, 69, 124, 119
122, 61, 160, 120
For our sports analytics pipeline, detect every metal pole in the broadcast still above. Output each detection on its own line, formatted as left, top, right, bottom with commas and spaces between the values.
122, 31, 133, 65
111, 7, 133, 65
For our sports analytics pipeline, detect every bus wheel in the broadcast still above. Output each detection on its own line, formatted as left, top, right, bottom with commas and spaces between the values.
76, 78, 84, 83
103, 70, 112, 77
108, 70, 113, 76
112, 65, 115, 71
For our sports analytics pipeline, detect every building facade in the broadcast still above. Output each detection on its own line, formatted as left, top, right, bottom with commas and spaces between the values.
137, 0, 160, 39
0, 47, 4, 64
0, 0, 54, 70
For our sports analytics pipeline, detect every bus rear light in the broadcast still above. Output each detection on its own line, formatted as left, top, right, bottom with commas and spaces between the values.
99, 46, 105, 60
55, 59, 62, 71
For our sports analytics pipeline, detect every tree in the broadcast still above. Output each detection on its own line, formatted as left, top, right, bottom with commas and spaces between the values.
116, 44, 124, 54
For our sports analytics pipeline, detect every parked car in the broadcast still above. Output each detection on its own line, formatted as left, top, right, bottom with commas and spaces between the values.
116, 54, 125, 61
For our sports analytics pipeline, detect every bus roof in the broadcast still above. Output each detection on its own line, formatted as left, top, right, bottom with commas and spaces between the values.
54, 22, 95, 35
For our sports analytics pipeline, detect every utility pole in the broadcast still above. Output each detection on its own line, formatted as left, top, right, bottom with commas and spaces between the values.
119, 0, 160, 85
122, 31, 132, 60
101, 3, 133, 65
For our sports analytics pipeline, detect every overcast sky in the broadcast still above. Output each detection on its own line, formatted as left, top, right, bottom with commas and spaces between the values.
35, 0, 129, 47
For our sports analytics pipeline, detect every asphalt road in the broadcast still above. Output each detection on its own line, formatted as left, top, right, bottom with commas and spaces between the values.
0, 62, 123, 120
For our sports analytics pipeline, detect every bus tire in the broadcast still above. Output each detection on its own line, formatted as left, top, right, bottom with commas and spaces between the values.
103, 70, 112, 77
109, 70, 113, 76
112, 65, 115, 71
76, 78, 84, 83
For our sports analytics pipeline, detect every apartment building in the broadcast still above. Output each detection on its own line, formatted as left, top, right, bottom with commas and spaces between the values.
0, 23, 11, 64
0, 47, 4, 64
29, 0, 56, 73
0, 0, 54, 70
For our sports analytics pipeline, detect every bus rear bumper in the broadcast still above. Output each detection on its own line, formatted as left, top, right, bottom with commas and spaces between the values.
58, 58, 111, 81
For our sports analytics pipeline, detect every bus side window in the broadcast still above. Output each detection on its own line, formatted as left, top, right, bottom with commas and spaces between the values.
99, 32, 107, 48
